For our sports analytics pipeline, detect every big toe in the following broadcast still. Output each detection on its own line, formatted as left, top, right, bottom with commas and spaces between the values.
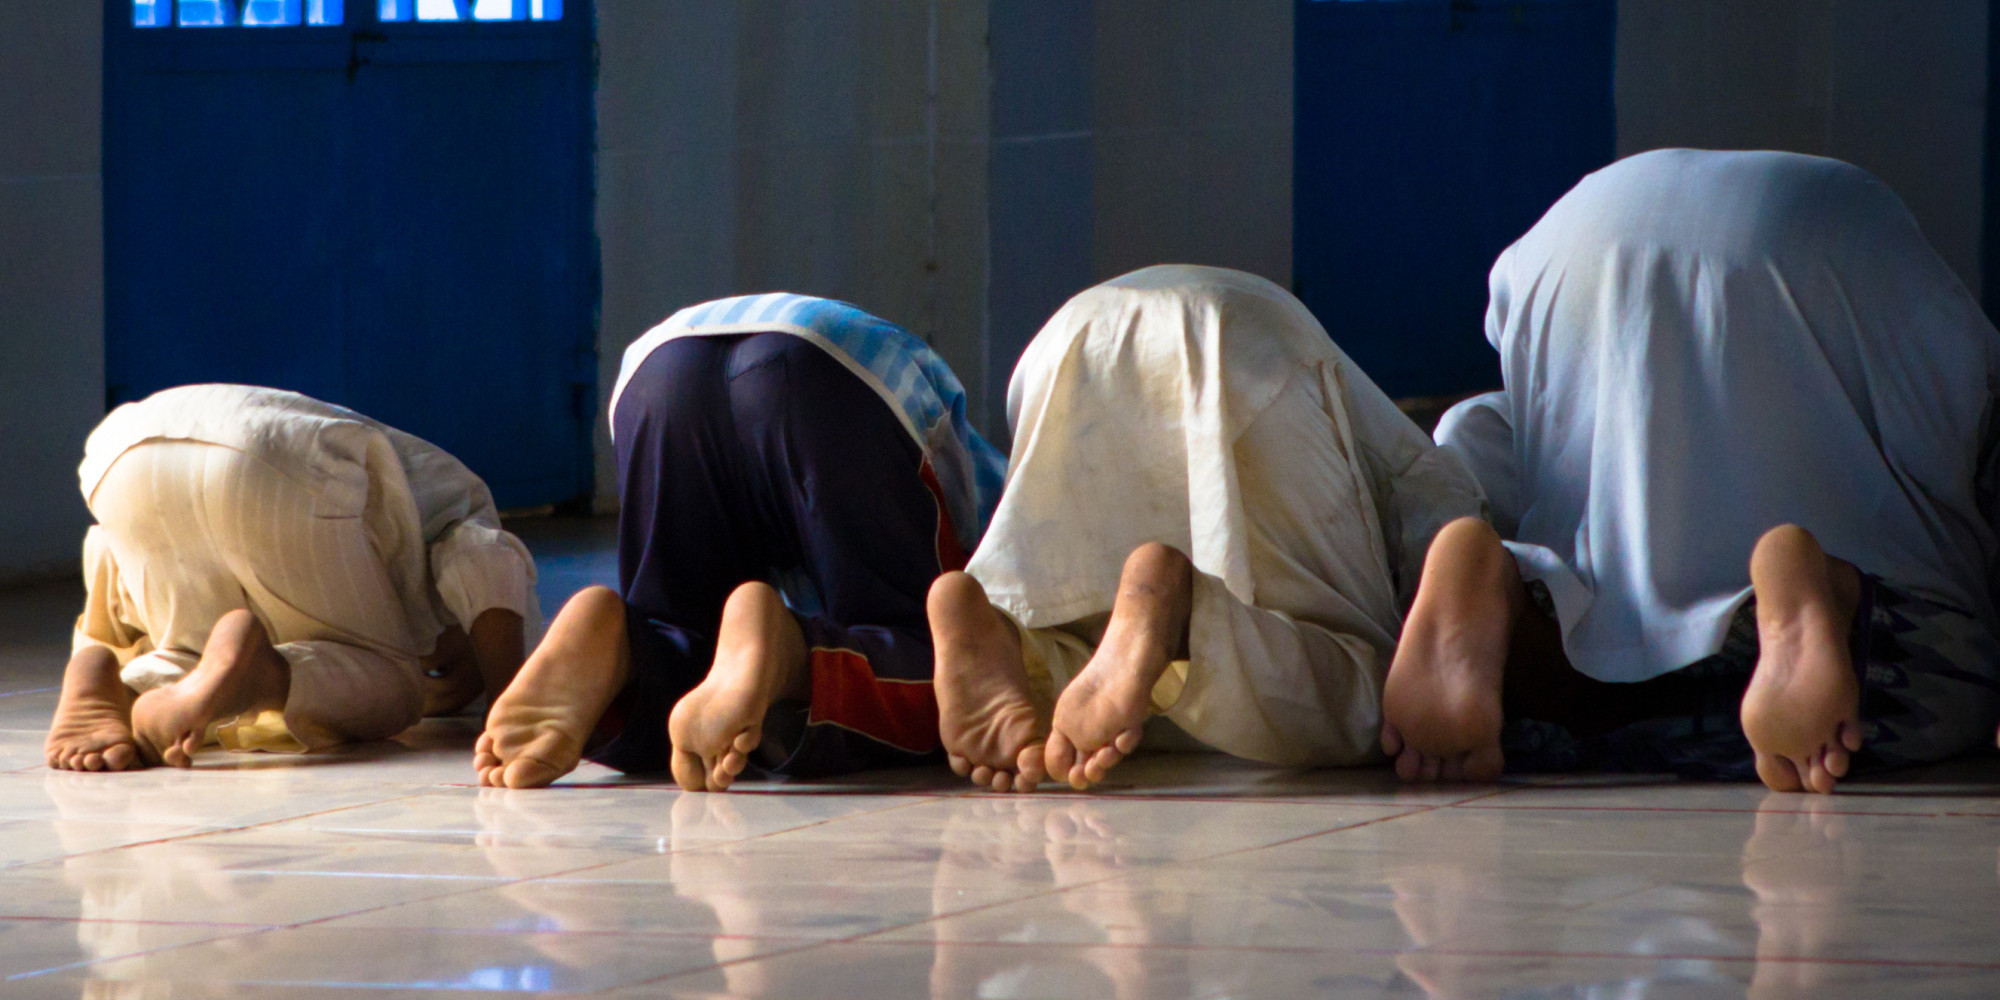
501, 758, 564, 789
1755, 751, 1805, 793
1014, 741, 1049, 789
103, 743, 139, 772
1045, 729, 1080, 780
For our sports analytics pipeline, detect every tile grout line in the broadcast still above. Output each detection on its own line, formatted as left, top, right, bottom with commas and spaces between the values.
598, 795, 1480, 993
11, 791, 953, 983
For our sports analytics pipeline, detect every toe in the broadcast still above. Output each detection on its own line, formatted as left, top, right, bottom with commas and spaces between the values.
1081, 745, 1124, 785
503, 759, 562, 789
948, 753, 972, 777
1754, 751, 1804, 793
81, 752, 105, 772
1418, 755, 1442, 783
1393, 748, 1422, 782
1839, 719, 1864, 753
990, 770, 1014, 793
1015, 741, 1049, 789
671, 749, 707, 792
969, 765, 994, 787
1823, 744, 1851, 781
1066, 762, 1091, 791
1439, 757, 1466, 783
1380, 720, 1404, 757
1045, 729, 1079, 782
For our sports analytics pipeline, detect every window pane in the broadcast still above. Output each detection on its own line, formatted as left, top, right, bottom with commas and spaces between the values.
415, 0, 469, 20
134, 0, 172, 27
472, 0, 523, 20
177, 0, 238, 26
381, 0, 556, 22
240, 0, 302, 26
307, 0, 343, 24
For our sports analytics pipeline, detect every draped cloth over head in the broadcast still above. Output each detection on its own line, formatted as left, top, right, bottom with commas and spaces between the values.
1437, 149, 2000, 683
612, 293, 1006, 558
967, 265, 1485, 766
970, 264, 1482, 633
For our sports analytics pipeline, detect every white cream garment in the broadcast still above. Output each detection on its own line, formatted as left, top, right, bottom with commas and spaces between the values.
968, 266, 1486, 766
1436, 149, 2000, 683
75, 385, 540, 748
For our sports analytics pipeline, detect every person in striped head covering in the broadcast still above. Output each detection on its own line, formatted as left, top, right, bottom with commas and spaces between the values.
477, 293, 1005, 791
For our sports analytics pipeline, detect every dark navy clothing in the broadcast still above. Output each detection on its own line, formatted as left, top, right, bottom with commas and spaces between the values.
589, 332, 961, 777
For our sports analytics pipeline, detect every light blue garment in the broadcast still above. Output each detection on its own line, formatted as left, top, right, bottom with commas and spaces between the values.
1437, 149, 2000, 683
611, 292, 1007, 558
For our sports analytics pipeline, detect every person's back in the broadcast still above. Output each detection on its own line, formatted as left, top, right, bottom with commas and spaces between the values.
1388, 149, 2000, 792
48, 384, 536, 770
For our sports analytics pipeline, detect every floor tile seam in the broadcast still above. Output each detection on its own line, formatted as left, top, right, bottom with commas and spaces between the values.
0, 915, 276, 930
818, 807, 1441, 951
954, 789, 1503, 807
1453, 802, 1955, 817
5, 925, 277, 982
0, 824, 227, 870
577, 939, 840, 996
567, 933, 2000, 973
22, 788, 454, 867
276, 797, 953, 931
1385, 945, 2000, 972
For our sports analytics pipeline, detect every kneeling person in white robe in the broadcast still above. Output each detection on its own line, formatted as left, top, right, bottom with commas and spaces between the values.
46, 384, 539, 770
928, 266, 1485, 791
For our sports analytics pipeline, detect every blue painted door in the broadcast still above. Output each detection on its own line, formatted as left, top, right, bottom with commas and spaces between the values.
1294, 0, 1615, 399
104, 0, 595, 509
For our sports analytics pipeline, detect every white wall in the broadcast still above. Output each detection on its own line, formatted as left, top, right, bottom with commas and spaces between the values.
0, 3, 105, 583
593, 0, 993, 498
1617, 0, 1990, 297
596, 0, 1294, 458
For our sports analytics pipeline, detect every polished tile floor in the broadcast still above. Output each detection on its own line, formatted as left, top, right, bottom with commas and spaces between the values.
2, 519, 1998, 997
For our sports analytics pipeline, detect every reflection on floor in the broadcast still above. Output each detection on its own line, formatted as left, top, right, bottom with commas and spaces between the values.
1, 517, 1998, 997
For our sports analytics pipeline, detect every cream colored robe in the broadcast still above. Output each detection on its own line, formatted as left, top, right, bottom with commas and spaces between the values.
75, 384, 539, 750
967, 266, 1485, 766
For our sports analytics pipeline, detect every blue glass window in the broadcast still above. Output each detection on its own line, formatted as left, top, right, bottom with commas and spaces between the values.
176, 0, 235, 25
380, 0, 559, 21
135, 0, 342, 26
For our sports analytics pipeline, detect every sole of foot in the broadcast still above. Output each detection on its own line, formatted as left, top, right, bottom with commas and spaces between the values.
477, 585, 630, 789
1379, 517, 1510, 784
130, 610, 289, 769
45, 647, 142, 772
1045, 542, 1192, 791
1740, 525, 1863, 795
930, 570, 1049, 793
666, 581, 806, 793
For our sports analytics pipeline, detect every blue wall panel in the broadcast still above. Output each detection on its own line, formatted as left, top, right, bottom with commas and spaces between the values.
1294, 0, 1615, 399
104, 1, 597, 508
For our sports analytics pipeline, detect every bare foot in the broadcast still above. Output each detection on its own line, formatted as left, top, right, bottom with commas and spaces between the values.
1045, 542, 1191, 791
666, 582, 807, 792
1380, 517, 1512, 783
45, 645, 142, 772
130, 610, 290, 768
1741, 525, 1863, 795
476, 586, 631, 789
930, 571, 1049, 792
